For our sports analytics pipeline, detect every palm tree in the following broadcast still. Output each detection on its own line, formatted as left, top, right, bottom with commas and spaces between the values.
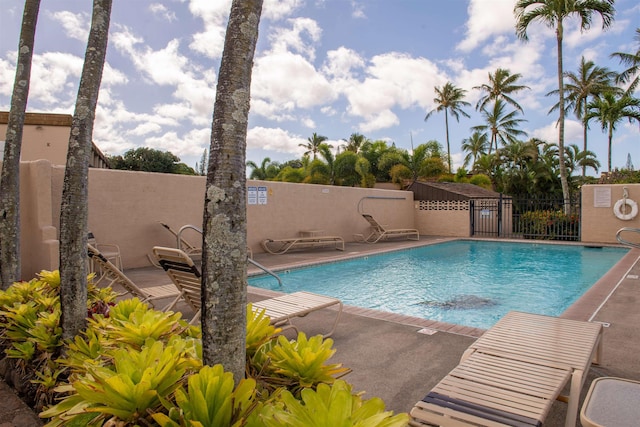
0, 0, 40, 289
246, 157, 272, 180
202, 0, 263, 382
473, 68, 530, 113
564, 143, 600, 176
299, 132, 330, 159
424, 82, 471, 173
548, 56, 617, 176
611, 27, 640, 94
471, 99, 528, 154
344, 132, 366, 153
461, 131, 489, 171
59, 0, 112, 339
515, 0, 615, 205
586, 92, 640, 173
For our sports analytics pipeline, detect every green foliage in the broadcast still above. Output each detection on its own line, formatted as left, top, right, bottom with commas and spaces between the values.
256, 380, 409, 427
520, 210, 580, 241
469, 174, 493, 190
262, 333, 350, 394
152, 365, 258, 427
389, 164, 412, 185
108, 147, 196, 175
0, 273, 407, 426
598, 168, 640, 184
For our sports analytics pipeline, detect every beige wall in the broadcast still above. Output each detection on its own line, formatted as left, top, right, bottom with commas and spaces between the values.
415, 200, 471, 237
18, 161, 417, 277
581, 184, 640, 244
0, 115, 72, 165
15, 160, 639, 279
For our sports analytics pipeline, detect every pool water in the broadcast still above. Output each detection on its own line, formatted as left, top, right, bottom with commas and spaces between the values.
248, 240, 628, 329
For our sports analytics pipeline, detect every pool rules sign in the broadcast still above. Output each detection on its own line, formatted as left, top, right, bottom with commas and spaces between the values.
248, 186, 268, 205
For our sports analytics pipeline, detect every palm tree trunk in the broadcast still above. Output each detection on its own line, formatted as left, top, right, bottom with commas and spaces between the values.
59, 0, 112, 340
556, 22, 571, 212
582, 103, 588, 178
444, 109, 451, 173
0, 0, 40, 289
202, 0, 263, 384
607, 126, 613, 173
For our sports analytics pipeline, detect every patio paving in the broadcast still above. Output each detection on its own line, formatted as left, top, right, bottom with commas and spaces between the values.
1, 237, 639, 426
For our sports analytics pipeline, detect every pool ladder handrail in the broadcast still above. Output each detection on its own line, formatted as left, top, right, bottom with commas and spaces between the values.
616, 227, 640, 250
177, 224, 283, 286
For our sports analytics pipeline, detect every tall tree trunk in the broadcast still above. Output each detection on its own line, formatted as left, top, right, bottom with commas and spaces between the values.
582, 103, 588, 178
59, 0, 112, 340
607, 126, 613, 173
556, 22, 571, 211
201, 0, 263, 383
0, 0, 40, 289
444, 110, 451, 173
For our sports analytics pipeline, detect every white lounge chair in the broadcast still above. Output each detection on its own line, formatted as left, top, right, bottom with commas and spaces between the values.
356, 214, 419, 243
261, 235, 345, 254
152, 246, 343, 336
87, 244, 182, 310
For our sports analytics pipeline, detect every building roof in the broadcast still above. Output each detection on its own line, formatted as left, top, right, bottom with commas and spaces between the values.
407, 180, 502, 201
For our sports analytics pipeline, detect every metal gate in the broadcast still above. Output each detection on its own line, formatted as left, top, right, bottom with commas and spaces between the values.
471, 195, 581, 241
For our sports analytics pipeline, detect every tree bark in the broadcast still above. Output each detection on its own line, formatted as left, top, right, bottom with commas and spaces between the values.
59, 0, 112, 340
556, 22, 571, 212
0, 0, 40, 289
201, 0, 263, 384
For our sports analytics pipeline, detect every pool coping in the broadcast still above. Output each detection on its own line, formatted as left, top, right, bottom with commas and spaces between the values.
248, 237, 639, 338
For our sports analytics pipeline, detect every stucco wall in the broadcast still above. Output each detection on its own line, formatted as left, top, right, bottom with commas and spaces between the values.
581, 184, 640, 244
414, 200, 471, 237
0, 121, 71, 165
18, 161, 417, 277
14, 160, 639, 279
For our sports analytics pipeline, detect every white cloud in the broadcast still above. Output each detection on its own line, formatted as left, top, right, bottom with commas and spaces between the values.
351, 1, 366, 19
263, 0, 303, 21
530, 118, 583, 144
149, 4, 177, 22
322, 47, 365, 79
50, 10, 90, 41
340, 53, 447, 132
247, 126, 307, 154
187, 0, 232, 59
269, 18, 322, 61
457, 0, 517, 52
252, 50, 336, 111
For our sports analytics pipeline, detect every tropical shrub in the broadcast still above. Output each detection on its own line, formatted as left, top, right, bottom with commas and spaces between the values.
0, 272, 407, 427
520, 210, 580, 241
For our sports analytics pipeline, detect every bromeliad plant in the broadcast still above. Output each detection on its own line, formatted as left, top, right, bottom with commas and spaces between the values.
1, 272, 408, 427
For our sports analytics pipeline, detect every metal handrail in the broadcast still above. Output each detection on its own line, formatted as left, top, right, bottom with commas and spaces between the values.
177, 224, 202, 251
616, 227, 640, 250
248, 258, 283, 286
176, 224, 283, 286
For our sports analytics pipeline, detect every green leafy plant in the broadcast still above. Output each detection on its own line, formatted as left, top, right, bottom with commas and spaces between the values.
42, 339, 196, 426
255, 380, 409, 427
265, 333, 350, 392
152, 364, 258, 427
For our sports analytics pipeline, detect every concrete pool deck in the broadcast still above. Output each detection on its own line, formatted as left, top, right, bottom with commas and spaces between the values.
2, 236, 639, 426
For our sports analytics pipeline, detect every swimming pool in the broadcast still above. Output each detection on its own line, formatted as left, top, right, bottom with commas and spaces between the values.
248, 240, 629, 329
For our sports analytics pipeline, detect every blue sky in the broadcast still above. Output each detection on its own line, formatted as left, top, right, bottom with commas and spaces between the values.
1, 0, 638, 175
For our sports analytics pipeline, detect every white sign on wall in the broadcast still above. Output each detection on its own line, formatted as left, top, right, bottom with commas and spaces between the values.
247, 186, 257, 205
593, 187, 611, 208
258, 186, 268, 205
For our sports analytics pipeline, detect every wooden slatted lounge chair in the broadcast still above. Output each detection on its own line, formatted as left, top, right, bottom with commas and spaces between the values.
410, 311, 604, 427
87, 244, 182, 310
252, 291, 343, 338
261, 235, 345, 254
152, 246, 343, 335
356, 213, 419, 243
410, 352, 572, 427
